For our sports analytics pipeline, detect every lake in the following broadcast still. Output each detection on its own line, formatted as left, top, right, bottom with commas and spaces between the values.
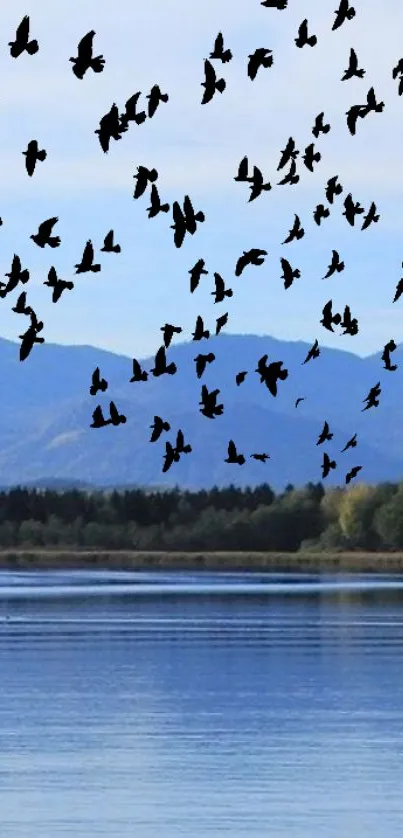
1, 569, 403, 837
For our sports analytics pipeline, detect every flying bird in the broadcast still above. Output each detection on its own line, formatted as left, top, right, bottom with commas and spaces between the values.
235, 249, 268, 276
69, 30, 105, 79
381, 339, 397, 371
101, 230, 121, 253
162, 441, 180, 473
313, 204, 330, 225
251, 453, 270, 462
189, 258, 208, 293
9, 16, 38, 58
341, 432, 357, 452
362, 382, 381, 411
30, 217, 60, 248
151, 346, 177, 377
247, 48, 273, 80
322, 452, 336, 479
147, 185, 170, 218
317, 421, 333, 446
133, 165, 158, 199
225, 440, 245, 465
302, 339, 320, 364
90, 367, 108, 396
282, 214, 304, 244
342, 48, 365, 80
22, 140, 46, 176
393, 265, 403, 302
346, 465, 362, 484
236, 371, 248, 385
90, 406, 110, 428
295, 19, 317, 48
130, 358, 148, 382
201, 59, 226, 104
256, 355, 288, 396
303, 143, 321, 173
150, 416, 171, 443
277, 137, 299, 170
280, 258, 300, 289
161, 323, 182, 348
95, 103, 126, 153
209, 32, 232, 63
361, 202, 380, 230
326, 175, 343, 204
211, 272, 233, 303
120, 93, 147, 130
192, 315, 210, 341
312, 112, 331, 138
321, 300, 341, 332
332, 0, 356, 31
170, 195, 205, 248
75, 240, 101, 273
277, 158, 299, 186
194, 352, 215, 379
1, 254, 29, 297
216, 312, 228, 335
323, 250, 345, 279
43, 267, 74, 302
19, 315, 45, 362
247, 166, 272, 202
343, 193, 364, 226
199, 385, 224, 419
109, 401, 127, 426
147, 85, 169, 119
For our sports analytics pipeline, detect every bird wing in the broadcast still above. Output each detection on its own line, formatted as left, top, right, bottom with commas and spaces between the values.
77, 30, 94, 59
17, 16, 30, 43
39, 216, 58, 237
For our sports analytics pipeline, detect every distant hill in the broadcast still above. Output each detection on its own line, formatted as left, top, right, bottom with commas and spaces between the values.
0, 333, 402, 491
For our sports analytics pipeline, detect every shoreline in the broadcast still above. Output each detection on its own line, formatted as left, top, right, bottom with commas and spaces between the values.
1, 549, 403, 573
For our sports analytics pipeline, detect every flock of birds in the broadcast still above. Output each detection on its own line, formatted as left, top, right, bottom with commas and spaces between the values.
3, 4, 402, 480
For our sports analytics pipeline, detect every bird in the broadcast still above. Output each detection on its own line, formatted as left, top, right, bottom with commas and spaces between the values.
393, 266, 403, 302
302, 339, 320, 364
162, 441, 180, 473
90, 367, 108, 396
161, 323, 182, 348
201, 59, 226, 104
211, 272, 233, 303
295, 397, 305, 407
361, 202, 380, 230
341, 433, 357, 452
192, 315, 210, 341
119, 93, 146, 129
43, 267, 74, 302
295, 19, 317, 48
323, 250, 345, 279
362, 382, 381, 411
343, 193, 364, 226
346, 103, 368, 136
19, 315, 45, 362
342, 48, 365, 80
174, 429, 192, 456
189, 258, 208, 293
312, 112, 331, 138
332, 0, 356, 31
277, 137, 299, 170
171, 195, 205, 248
90, 405, 111, 428
22, 140, 47, 176
303, 143, 321, 173
235, 249, 268, 277
95, 103, 126, 153
322, 452, 336, 479
75, 240, 101, 273
194, 352, 215, 378
321, 300, 341, 332
109, 401, 127, 426
251, 453, 270, 462
340, 305, 359, 336
101, 230, 121, 253
30, 217, 60, 248
69, 31, 105, 79
225, 440, 245, 465
147, 85, 169, 119
234, 156, 251, 182
147, 185, 170, 218
9, 16, 38, 58
199, 385, 224, 419
133, 165, 158, 200
130, 358, 148, 382
277, 159, 299, 186
392, 58, 403, 95
317, 421, 333, 446
381, 339, 397, 371
280, 258, 300, 289
216, 312, 228, 335
150, 416, 171, 443
11, 292, 33, 316
151, 346, 177, 377
313, 204, 330, 225
1, 254, 30, 297
247, 48, 273, 80
282, 214, 304, 244
247, 167, 272, 202
326, 175, 343, 204
346, 465, 362, 484
236, 371, 248, 385
209, 32, 232, 63
256, 355, 288, 396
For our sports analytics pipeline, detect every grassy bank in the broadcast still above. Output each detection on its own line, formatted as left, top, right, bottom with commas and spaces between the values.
1, 549, 403, 572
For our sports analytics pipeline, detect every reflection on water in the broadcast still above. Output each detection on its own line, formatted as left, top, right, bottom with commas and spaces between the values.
0, 570, 403, 837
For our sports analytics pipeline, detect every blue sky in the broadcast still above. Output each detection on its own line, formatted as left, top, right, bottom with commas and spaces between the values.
0, 0, 401, 359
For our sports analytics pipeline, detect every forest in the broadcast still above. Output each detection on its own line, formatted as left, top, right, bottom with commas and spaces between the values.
0, 480, 402, 551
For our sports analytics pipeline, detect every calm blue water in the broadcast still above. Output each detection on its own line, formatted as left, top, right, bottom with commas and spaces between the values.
1, 569, 403, 837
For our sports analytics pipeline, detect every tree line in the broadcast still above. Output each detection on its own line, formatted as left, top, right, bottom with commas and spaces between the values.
0, 481, 402, 551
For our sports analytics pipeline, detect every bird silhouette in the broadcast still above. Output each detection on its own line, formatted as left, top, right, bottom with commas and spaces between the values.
90, 405, 111, 428
133, 165, 158, 199
147, 185, 170, 218
109, 401, 127, 426
282, 214, 304, 244
171, 196, 205, 248
312, 112, 331, 138
346, 103, 369, 136
251, 453, 270, 462
313, 204, 330, 225
11, 291, 32, 316
302, 339, 320, 364
343, 193, 364, 226
236, 371, 248, 385
192, 315, 210, 341
201, 59, 226, 104
174, 429, 192, 455
362, 382, 381, 411
317, 421, 333, 446
295, 19, 317, 48
392, 58, 403, 95
256, 355, 288, 395
216, 312, 228, 335
75, 240, 101, 273
393, 265, 403, 302
90, 367, 108, 396
162, 441, 180, 473
130, 358, 148, 382
341, 432, 357, 452
225, 440, 245, 465
346, 465, 362, 484
209, 32, 232, 63
194, 352, 215, 378
199, 385, 224, 418
332, 0, 356, 31
342, 48, 365, 80
322, 452, 336, 479
151, 346, 177, 377
247, 167, 272, 202
9, 16, 38, 58
326, 175, 343, 204
119, 93, 146, 129
189, 258, 208, 293
277, 137, 299, 170
95, 103, 126, 153
19, 314, 45, 361
280, 258, 300, 289
235, 249, 268, 276
1, 254, 30, 297
30, 217, 60, 248
323, 250, 345, 279
147, 85, 169, 119
101, 230, 121, 253
234, 156, 251, 182
381, 339, 397, 371
211, 272, 233, 303
150, 416, 171, 443
277, 158, 299, 186
70, 31, 105, 79
361, 202, 380, 230
43, 267, 74, 302
23, 140, 46, 177
247, 48, 273, 80
295, 397, 305, 408
161, 323, 182, 348
321, 300, 341, 332
261, 0, 288, 7
340, 305, 359, 336
303, 143, 321, 173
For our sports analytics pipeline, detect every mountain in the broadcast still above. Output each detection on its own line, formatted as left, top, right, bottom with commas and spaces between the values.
0, 333, 402, 491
